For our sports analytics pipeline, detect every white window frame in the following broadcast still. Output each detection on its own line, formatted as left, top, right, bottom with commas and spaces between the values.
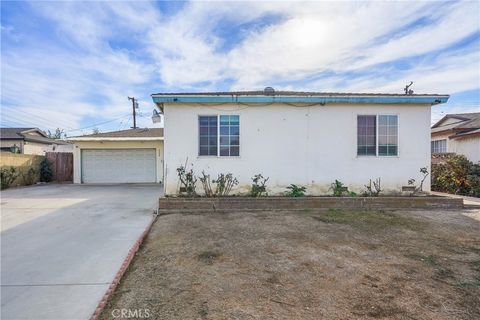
198, 114, 241, 158
431, 139, 447, 153
357, 114, 399, 157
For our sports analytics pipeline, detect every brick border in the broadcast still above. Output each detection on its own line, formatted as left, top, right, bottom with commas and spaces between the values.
90, 212, 158, 320
159, 196, 463, 214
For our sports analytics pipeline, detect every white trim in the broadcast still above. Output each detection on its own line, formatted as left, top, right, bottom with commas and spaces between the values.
69, 137, 163, 141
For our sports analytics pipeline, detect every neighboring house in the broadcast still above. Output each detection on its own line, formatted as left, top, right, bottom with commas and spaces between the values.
151, 89, 449, 195
69, 128, 164, 184
431, 112, 480, 163
0, 127, 72, 155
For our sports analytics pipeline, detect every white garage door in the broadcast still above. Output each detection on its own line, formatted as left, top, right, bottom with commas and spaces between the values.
81, 149, 156, 183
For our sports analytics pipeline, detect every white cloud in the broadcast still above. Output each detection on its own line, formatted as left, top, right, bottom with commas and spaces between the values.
1, 1, 479, 132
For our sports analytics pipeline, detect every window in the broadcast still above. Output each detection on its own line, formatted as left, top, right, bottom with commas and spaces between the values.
357, 115, 376, 156
431, 139, 447, 153
357, 115, 398, 156
219, 115, 240, 156
199, 115, 239, 157
378, 115, 398, 156
199, 116, 217, 156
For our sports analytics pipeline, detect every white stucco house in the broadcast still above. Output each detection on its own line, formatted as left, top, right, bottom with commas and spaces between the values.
152, 89, 450, 195
431, 112, 480, 163
69, 128, 164, 184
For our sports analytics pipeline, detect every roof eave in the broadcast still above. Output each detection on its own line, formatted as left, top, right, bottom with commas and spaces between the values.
151, 94, 450, 105
68, 137, 164, 142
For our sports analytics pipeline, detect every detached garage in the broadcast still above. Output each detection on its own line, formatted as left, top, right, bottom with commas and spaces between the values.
70, 128, 163, 184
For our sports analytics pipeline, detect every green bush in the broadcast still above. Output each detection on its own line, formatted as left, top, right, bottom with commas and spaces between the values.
285, 184, 307, 197
1, 167, 19, 189
432, 155, 480, 197
39, 158, 53, 182
21, 167, 37, 186
250, 174, 268, 197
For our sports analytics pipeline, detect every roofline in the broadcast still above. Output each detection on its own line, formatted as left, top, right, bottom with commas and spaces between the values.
68, 137, 164, 142
151, 94, 449, 105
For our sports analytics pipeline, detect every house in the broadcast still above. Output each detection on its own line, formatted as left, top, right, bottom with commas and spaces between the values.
69, 128, 164, 184
0, 127, 72, 155
431, 112, 480, 163
151, 89, 449, 195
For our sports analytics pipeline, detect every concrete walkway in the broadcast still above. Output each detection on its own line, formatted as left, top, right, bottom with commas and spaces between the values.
431, 191, 480, 206
1, 184, 162, 320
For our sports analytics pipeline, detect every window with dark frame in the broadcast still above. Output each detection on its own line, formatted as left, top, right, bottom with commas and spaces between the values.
199, 116, 218, 156
357, 115, 376, 156
357, 114, 398, 156
198, 115, 240, 157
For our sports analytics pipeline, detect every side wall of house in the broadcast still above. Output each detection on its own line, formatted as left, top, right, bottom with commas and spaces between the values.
164, 103, 432, 195
23, 142, 53, 155
432, 133, 480, 163
73, 140, 164, 183
452, 137, 480, 163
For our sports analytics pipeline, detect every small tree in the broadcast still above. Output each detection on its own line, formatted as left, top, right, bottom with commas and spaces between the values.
47, 128, 66, 139
1, 167, 19, 189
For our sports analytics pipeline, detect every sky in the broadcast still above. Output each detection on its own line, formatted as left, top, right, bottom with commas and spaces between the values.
1, 0, 479, 136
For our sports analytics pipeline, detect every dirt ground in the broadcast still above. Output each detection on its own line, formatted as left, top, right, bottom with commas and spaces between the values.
101, 208, 480, 320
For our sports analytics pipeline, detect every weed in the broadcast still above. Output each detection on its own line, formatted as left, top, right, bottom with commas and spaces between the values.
197, 250, 221, 264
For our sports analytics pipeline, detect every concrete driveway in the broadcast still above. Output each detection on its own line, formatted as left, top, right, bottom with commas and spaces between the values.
1, 184, 161, 320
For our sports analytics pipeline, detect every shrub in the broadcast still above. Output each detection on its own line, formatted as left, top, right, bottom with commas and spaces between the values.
364, 178, 382, 197
39, 158, 53, 182
199, 171, 239, 197
1, 167, 19, 189
330, 179, 348, 197
250, 174, 268, 197
21, 167, 37, 186
432, 155, 480, 197
177, 165, 197, 196
285, 184, 307, 197
213, 173, 238, 196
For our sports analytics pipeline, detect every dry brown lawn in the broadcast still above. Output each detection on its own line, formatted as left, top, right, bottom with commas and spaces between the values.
101, 208, 480, 320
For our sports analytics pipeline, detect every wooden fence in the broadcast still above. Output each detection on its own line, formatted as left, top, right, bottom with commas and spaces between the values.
46, 152, 73, 182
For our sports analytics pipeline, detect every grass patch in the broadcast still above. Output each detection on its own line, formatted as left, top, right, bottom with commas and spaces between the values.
197, 250, 222, 264
405, 254, 455, 281
311, 209, 423, 231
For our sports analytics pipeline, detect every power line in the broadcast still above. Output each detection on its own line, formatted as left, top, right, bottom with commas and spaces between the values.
65, 114, 131, 133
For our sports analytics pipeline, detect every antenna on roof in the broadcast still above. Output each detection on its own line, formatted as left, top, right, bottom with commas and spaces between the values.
404, 81, 414, 95
264, 87, 275, 95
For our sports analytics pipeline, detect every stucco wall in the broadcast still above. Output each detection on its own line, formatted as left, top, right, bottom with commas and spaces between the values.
163, 103, 432, 195
432, 133, 480, 163
73, 140, 164, 183
23, 141, 52, 155
452, 137, 480, 163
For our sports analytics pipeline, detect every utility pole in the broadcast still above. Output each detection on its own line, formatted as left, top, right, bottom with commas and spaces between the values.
128, 97, 138, 129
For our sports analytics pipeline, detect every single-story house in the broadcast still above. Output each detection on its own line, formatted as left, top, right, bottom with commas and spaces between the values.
152, 89, 449, 196
0, 127, 72, 155
431, 112, 480, 163
69, 128, 163, 184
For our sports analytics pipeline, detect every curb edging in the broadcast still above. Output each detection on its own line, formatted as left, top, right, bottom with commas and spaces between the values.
90, 210, 158, 320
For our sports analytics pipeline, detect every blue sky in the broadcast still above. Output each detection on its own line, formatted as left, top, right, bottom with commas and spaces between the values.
1, 1, 479, 135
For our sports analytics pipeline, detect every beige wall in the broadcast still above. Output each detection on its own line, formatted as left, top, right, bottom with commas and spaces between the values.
0, 140, 24, 152
73, 140, 164, 183
0, 153, 44, 187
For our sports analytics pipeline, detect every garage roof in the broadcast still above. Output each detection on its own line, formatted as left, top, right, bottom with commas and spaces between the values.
69, 128, 163, 141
